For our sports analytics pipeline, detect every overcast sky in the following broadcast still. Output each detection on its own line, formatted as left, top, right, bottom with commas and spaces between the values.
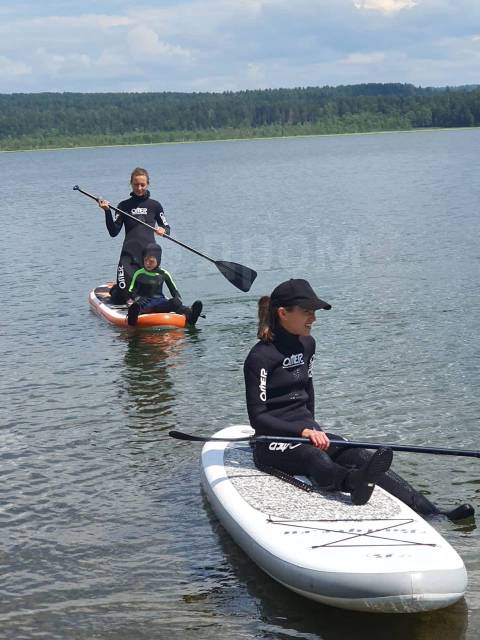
1, 0, 479, 93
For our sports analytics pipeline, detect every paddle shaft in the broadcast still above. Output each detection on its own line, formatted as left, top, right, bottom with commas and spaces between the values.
73, 185, 216, 264
169, 430, 480, 458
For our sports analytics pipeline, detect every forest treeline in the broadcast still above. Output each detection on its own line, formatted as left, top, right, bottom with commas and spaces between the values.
1, 83, 479, 151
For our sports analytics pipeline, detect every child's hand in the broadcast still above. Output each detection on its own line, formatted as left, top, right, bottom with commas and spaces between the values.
155, 227, 165, 236
98, 198, 110, 211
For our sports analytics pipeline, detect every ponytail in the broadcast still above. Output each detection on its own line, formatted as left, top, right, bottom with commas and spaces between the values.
257, 295, 277, 342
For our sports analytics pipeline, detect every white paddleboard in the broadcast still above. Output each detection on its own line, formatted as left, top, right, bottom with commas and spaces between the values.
201, 425, 467, 613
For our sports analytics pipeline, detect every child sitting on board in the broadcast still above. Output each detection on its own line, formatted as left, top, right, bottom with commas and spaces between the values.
126, 243, 203, 327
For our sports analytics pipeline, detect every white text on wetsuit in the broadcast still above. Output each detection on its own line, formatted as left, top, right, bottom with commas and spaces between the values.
259, 368, 267, 401
131, 207, 148, 216
268, 442, 302, 452
118, 265, 126, 289
283, 353, 304, 368
308, 354, 315, 377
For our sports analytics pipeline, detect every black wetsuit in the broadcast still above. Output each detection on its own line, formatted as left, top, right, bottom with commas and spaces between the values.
244, 326, 439, 514
104, 190, 170, 302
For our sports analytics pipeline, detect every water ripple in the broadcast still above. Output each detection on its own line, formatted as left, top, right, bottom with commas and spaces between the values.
1, 131, 479, 639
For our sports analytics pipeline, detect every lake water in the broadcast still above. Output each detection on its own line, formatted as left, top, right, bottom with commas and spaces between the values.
1, 129, 479, 639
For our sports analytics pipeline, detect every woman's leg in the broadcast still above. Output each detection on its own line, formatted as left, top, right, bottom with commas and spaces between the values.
253, 441, 349, 491
111, 251, 141, 305
326, 434, 440, 516
254, 437, 392, 505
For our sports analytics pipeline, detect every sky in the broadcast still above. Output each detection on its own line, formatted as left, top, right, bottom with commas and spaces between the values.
1, 0, 479, 93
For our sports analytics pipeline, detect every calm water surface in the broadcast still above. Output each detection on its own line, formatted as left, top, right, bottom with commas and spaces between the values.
1, 129, 480, 639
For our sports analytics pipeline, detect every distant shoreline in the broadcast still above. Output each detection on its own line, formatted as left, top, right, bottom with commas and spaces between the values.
3, 83, 478, 153
1, 125, 478, 154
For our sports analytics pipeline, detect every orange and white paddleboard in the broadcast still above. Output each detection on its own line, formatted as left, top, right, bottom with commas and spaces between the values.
88, 284, 187, 329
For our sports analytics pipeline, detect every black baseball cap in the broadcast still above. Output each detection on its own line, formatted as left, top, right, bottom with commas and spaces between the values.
270, 279, 331, 310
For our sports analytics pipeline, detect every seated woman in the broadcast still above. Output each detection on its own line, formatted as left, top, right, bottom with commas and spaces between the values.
127, 243, 203, 327
244, 278, 472, 518
243, 278, 392, 505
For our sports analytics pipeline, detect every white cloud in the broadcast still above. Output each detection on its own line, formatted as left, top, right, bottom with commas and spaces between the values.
354, 0, 417, 13
342, 51, 386, 64
0, 1, 479, 92
96, 49, 125, 69
246, 62, 268, 87
126, 26, 193, 61
17, 13, 131, 33
35, 49, 92, 76
0, 56, 31, 77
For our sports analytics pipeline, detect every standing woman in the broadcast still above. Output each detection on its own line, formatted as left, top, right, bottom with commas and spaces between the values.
244, 278, 393, 506
98, 167, 170, 303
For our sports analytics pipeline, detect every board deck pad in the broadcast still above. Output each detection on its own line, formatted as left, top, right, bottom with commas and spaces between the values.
222, 443, 442, 554
224, 444, 401, 521
93, 285, 127, 308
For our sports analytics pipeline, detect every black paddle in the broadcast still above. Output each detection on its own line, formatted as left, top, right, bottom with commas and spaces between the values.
73, 185, 257, 292
169, 430, 480, 458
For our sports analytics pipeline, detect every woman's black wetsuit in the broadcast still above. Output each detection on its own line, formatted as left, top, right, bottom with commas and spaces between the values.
104, 190, 170, 303
243, 325, 439, 515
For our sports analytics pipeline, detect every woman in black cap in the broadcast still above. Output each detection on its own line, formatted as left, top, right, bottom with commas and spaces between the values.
243, 278, 467, 515
98, 167, 170, 303
243, 278, 393, 506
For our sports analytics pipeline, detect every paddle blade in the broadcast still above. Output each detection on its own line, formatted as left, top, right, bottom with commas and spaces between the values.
215, 260, 257, 292
169, 430, 202, 441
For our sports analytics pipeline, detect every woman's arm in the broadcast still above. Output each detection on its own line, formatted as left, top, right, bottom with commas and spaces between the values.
303, 346, 329, 449
98, 199, 123, 237
306, 353, 315, 417
105, 210, 124, 237
155, 204, 170, 236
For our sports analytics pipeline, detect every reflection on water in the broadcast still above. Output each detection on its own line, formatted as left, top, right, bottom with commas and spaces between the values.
201, 495, 469, 640
120, 329, 187, 429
